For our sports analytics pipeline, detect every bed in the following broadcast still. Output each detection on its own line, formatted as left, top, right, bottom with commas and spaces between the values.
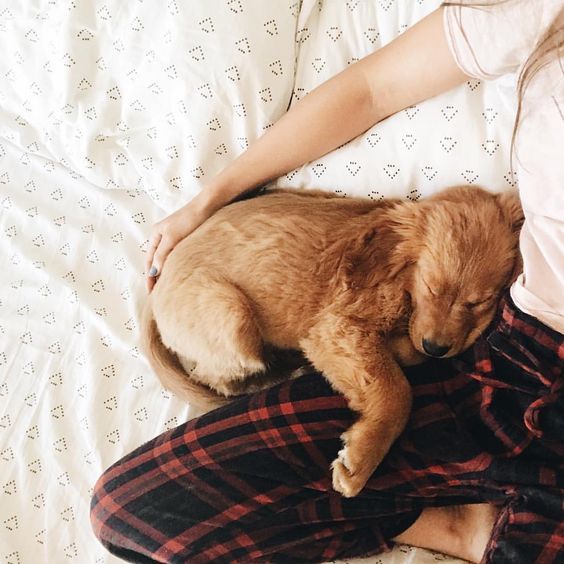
0, 1, 516, 562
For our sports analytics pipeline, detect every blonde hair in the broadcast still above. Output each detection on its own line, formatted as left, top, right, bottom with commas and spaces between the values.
442, 0, 564, 171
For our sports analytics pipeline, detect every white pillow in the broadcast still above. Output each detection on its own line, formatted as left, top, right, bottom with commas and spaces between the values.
273, 0, 518, 200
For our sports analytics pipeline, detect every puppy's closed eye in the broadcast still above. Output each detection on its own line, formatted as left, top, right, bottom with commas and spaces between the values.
423, 279, 438, 297
463, 296, 493, 309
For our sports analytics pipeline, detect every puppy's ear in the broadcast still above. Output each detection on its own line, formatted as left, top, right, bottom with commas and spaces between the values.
496, 191, 524, 234
507, 251, 523, 285
335, 203, 420, 290
336, 225, 384, 290
496, 191, 524, 285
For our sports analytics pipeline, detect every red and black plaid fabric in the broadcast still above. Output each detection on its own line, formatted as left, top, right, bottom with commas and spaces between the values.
90, 293, 564, 563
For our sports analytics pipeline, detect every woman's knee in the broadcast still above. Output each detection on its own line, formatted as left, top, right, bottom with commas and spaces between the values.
90, 459, 140, 557
89, 446, 203, 562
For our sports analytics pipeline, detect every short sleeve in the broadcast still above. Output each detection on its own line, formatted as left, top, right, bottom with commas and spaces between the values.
443, 1, 560, 80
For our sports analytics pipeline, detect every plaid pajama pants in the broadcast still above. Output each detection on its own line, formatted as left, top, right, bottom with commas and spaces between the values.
90, 293, 564, 563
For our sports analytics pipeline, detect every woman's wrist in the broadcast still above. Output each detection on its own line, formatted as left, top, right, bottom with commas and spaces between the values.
191, 180, 235, 220
198, 167, 259, 212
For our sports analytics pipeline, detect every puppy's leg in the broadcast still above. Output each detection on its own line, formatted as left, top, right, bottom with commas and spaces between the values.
155, 271, 267, 397
388, 333, 426, 366
227, 347, 310, 394
301, 318, 412, 497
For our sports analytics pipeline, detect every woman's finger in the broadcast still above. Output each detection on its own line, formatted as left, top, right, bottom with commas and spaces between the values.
146, 236, 178, 293
146, 273, 157, 292
150, 236, 176, 275
145, 231, 163, 272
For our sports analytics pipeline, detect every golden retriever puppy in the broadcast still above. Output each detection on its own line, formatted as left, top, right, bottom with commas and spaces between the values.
141, 186, 522, 497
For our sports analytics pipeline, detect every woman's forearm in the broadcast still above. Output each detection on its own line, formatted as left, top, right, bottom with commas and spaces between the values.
200, 7, 468, 212
205, 65, 378, 206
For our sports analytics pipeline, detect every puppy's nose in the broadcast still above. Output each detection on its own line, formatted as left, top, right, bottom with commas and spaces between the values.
422, 339, 451, 357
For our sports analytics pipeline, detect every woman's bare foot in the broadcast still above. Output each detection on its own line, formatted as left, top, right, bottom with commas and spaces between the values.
393, 503, 499, 563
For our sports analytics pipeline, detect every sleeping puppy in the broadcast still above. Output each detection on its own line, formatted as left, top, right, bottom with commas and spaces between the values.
141, 186, 523, 497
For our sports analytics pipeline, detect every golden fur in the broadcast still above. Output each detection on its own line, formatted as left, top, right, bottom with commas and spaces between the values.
141, 186, 523, 497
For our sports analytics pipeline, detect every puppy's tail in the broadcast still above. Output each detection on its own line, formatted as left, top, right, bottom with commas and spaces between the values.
140, 299, 230, 411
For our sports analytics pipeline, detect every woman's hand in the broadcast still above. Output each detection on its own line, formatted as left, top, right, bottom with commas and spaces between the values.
145, 192, 215, 292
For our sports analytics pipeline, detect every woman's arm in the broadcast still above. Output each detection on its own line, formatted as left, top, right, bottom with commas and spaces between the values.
146, 7, 470, 290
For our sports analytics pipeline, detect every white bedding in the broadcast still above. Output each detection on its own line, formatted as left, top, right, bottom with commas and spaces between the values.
0, 1, 513, 563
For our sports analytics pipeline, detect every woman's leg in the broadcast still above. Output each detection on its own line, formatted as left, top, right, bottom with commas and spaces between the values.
90, 372, 425, 563
394, 292, 564, 564
91, 293, 564, 563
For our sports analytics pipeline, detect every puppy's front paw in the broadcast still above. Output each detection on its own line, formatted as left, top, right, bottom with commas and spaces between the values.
331, 436, 372, 498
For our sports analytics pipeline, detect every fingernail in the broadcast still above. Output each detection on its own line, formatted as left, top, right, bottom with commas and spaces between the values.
148, 266, 158, 277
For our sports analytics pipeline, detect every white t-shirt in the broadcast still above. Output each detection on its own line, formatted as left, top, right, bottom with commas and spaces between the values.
444, 0, 564, 334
